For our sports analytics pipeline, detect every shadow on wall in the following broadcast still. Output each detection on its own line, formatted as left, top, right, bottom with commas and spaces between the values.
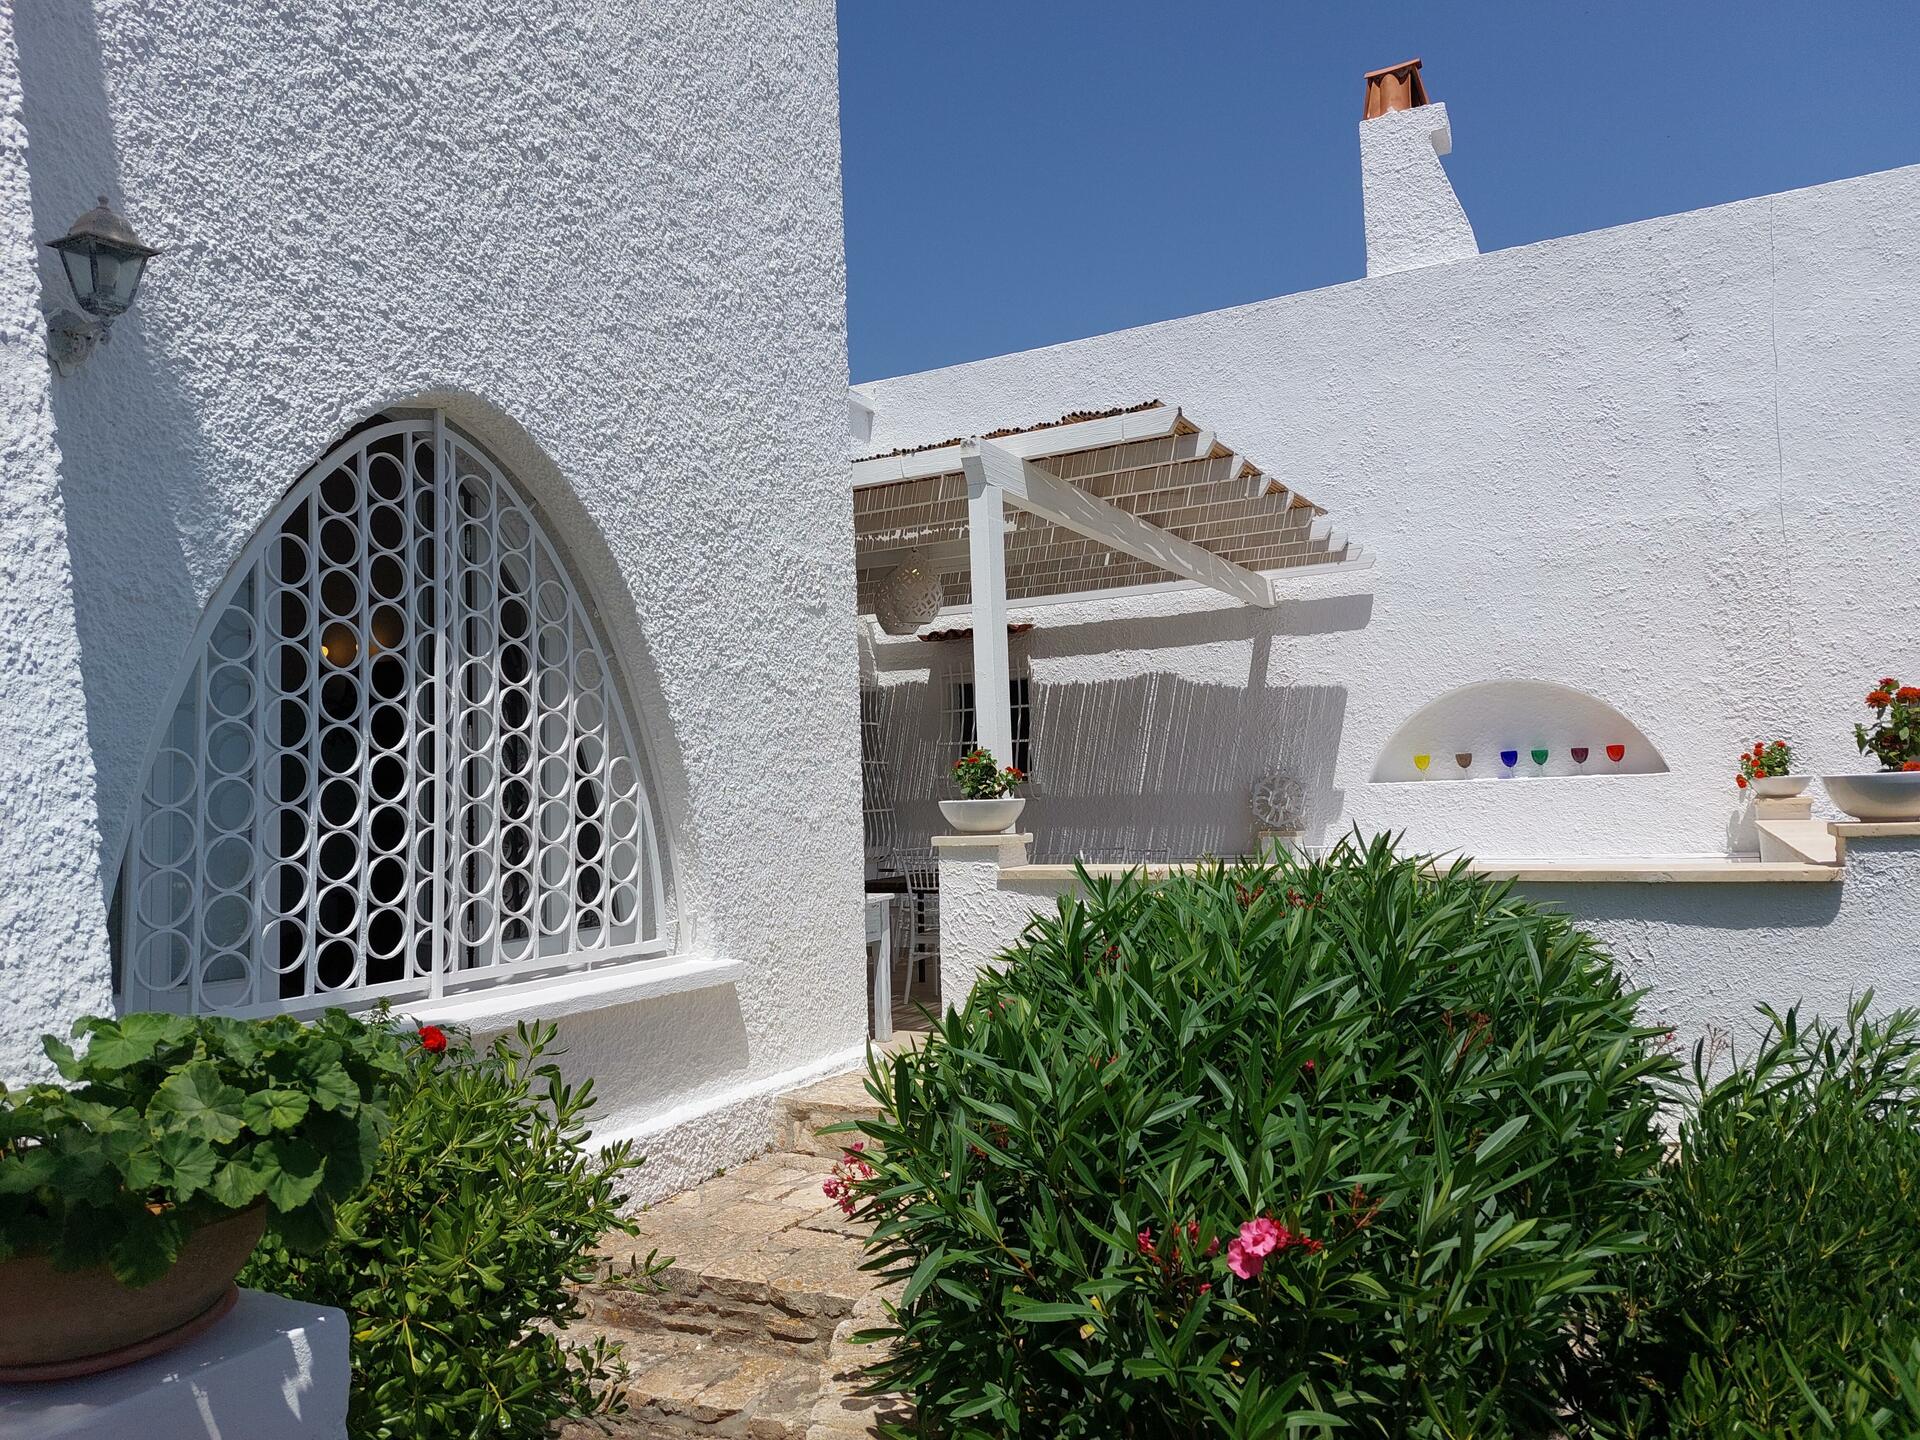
874, 673, 1350, 863
16, 2, 214, 885
1026, 592, 1374, 659
865, 591, 1372, 863
1023, 677, 1350, 862
1525, 880, 1844, 939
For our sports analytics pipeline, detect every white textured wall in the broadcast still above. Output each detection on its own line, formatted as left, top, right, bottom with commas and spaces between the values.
1360, 103, 1479, 276
861, 162, 1920, 865
0, 3, 113, 1077
2, 0, 862, 1199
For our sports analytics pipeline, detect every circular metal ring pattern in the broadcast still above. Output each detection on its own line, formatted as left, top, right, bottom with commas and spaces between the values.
117, 419, 669, 1014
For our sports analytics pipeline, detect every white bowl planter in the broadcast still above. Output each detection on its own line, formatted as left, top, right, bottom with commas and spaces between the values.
939, 798, 1027, 834
1748, 775, 1811, 798
1821, 773, 1920, 822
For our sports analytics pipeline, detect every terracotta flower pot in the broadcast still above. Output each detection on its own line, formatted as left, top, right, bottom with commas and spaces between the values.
0, 1204, 267, 1382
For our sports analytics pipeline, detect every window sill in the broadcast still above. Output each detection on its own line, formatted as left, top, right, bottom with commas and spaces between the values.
386, 953, 742, 1031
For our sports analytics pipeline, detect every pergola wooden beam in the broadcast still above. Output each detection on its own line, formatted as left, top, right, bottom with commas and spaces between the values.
962, 439, 1277, 610
850, 404, 1187, 489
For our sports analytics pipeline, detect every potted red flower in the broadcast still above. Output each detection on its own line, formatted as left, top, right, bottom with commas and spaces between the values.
940, 748, 1027, 834
1735, 739, 1804, 798
1823, 676, 1920, 821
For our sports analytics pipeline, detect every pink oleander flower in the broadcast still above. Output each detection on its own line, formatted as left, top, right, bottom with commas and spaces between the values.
1238, 1217, 1282, 1258
1225, 1236, 1264, 1280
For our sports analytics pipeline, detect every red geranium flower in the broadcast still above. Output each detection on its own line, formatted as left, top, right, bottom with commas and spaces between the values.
1898, 687, 1920, 703
418, 1024, 447, 1054
1867, 690, 1894, 708
1905, 760, 1920, 773
1735, 774, 1749, 789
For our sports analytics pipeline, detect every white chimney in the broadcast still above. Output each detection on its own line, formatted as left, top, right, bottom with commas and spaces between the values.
1359, 60, 1478, 277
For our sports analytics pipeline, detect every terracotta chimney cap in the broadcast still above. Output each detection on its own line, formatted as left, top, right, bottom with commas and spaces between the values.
1363, 58, 1429, 120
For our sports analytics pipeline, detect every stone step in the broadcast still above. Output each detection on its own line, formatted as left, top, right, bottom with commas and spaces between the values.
774, 1070, 884, 1158
569, 1149, 911, 1439
583, 1153, 884, 1355
555, 1301, 909, 1440
553, 1327, 822, 1439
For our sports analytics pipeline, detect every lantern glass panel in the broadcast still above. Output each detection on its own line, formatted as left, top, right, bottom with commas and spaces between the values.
94, 249, 143, 316
58, 247, 94, 308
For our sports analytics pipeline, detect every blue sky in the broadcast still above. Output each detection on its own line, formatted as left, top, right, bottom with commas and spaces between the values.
839, 3, 1920, 382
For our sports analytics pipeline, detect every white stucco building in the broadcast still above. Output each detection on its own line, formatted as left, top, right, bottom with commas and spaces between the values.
1, 2, 862, 1199
854, 61, 1920, 1056
3, 11, 1917, 1205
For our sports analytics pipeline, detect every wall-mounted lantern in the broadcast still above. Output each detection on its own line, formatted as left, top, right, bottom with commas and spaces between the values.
44, 195, 161, 376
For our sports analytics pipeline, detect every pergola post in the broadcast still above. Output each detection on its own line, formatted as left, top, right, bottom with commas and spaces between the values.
959, 446, 1013, 767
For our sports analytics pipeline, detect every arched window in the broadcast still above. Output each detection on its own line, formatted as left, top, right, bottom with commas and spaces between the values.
115, 414, 674, 1015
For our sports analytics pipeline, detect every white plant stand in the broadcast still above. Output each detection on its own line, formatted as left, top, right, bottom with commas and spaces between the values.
0, 1290, 349, 1439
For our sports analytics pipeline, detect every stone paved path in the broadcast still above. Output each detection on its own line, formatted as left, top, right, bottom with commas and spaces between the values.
562, 1072, 913, 1439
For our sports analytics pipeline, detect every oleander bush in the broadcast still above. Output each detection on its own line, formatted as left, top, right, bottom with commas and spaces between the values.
244, 1018, 661, 1440
0, 1009, 402, 1283
849, 833, 1674, 1438
1578, 998, 1920, 1439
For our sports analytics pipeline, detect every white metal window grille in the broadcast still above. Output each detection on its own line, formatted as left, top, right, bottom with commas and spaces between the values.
946, 667, 1033, 776
115, 415, 673, 1016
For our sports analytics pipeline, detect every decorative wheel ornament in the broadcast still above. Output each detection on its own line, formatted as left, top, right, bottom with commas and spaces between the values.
1250, 772, 1304, 833
873, 553, 944, 636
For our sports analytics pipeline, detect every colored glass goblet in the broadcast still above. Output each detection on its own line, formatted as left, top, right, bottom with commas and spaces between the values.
1606, 743, 1626, 763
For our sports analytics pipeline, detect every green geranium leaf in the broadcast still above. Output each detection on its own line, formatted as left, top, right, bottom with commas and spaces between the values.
51, 1145, 120, 1206
107, 1207, 187, 1288
258, 1139, 327, 1212
306, 1061, 359, 1115
149, 1063, 248, 1143
85, 1014, 196, 1072
208, 1158, 268, 1210
104, 1129, 165, 1192
40, 1036, 80, 1079
206, 1018, 264, 1067
241, 1088, 310, 1133
153, 1130, 219, 1200
0, 1151, 54, 1195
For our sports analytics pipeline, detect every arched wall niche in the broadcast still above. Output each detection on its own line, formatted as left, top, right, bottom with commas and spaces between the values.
109, 400, 686, 1015
1370, 679, 1668, 783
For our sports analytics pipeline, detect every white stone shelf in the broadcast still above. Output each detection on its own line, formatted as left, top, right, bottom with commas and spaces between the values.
0, 1290, 348, 1440
1006, 856, 1841, 885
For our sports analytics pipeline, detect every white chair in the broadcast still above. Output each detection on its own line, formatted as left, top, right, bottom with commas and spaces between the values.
902, 858, 940, 1011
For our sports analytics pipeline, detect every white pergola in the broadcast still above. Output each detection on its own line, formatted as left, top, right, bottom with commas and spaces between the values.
851, 402, 1368, 764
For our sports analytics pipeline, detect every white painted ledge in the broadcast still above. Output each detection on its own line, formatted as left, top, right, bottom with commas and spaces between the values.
1002, 858, 1841, 885
388, 953, 742, 1031
934, 832, 1034, 852
0, 1289, 348, 1439
1462, 857, 1840, 884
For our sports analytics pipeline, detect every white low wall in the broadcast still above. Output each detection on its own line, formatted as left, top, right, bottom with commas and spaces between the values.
937, 828, 1920, 1060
